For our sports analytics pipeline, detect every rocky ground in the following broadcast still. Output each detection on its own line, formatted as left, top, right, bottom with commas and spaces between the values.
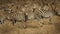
0, 0, 60, 34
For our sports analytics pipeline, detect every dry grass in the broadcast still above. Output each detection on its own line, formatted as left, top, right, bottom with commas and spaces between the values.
0, 16, 59, 34
0, 20, 18, 34
14, 21, 25, 29
51, 16, 60, 34
26, 19, 43, 28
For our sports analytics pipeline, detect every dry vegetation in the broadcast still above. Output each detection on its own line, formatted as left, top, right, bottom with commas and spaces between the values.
0, 0, 60, 34
0, 16, 60, 34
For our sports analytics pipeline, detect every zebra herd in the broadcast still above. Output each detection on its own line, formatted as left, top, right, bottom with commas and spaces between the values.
0, 3, 60, 25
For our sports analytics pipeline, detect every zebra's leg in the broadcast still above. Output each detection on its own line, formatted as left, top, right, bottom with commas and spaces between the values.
11, 19, 16, 25
0, 19, 4, 24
